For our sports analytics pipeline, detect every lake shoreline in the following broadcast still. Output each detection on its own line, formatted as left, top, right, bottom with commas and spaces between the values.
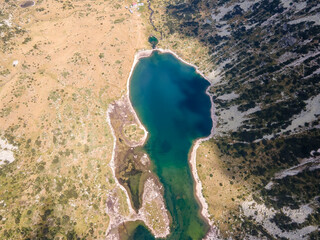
125, 48, 220, 239
106, 97, 171, 239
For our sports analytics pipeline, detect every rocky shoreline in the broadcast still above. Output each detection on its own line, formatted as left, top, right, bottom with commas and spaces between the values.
106, 95, 170, 239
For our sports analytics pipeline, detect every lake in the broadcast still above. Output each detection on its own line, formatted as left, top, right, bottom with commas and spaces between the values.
129, 51, 212, 239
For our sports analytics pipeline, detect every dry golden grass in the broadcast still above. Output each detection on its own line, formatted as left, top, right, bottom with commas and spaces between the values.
0, 0, 149, 238
196, 140, 250, 236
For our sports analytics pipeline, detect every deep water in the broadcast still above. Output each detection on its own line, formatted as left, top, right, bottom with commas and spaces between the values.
129, 51, 212, 239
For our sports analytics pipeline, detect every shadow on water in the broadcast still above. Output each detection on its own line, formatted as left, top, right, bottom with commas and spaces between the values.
128, 225, 155, 240
120, 221, 155, 240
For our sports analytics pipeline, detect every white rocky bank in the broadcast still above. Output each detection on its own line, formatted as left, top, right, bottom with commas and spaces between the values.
0, 138, 17, 167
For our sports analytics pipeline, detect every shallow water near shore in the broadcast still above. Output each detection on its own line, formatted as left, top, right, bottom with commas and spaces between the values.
129, 51, 212, 239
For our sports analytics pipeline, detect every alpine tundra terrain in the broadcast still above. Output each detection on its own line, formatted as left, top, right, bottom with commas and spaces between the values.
148, 0, 320, 238
0, 0, 319, 239
0, 0, 160, 238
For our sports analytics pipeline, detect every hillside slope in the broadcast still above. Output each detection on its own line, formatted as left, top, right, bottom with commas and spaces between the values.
149, 0, 320, 238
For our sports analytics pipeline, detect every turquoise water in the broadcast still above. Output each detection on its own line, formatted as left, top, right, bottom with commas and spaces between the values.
129, 51, 212, 239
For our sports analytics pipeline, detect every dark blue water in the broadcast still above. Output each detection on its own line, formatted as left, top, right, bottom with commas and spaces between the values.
129, 51, 212, 239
